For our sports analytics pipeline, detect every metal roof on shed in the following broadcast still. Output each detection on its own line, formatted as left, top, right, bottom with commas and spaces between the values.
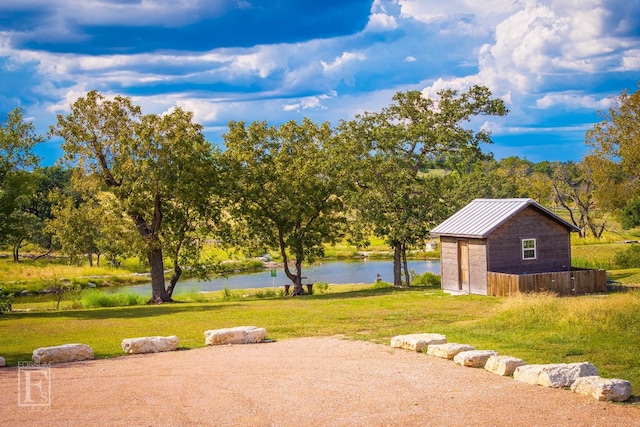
430, 198, 580, 238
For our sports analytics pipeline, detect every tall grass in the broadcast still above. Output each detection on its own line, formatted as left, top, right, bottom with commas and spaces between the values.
80, 290, 146, 308
571, 258, 613, 270
450, 292, 640, 384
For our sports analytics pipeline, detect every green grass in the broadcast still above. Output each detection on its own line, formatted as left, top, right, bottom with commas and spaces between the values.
1, 285, 639, 397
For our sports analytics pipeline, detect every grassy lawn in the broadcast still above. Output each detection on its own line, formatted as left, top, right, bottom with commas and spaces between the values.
1, 284, 639, 396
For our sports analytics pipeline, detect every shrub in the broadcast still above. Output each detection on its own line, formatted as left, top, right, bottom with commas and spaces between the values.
410, 271, 441, 288
372, 280, 392, 289
314, 282, 329, 294
254, 289, 277, 298
614, 244, 640, 268
0, 288, 13, 313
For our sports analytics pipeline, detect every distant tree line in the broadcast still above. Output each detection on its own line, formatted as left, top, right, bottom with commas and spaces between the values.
1, 82, 638, 301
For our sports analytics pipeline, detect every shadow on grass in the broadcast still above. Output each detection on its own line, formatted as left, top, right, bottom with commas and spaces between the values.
0, 285, 443, 321
307, 284, 442, 300
0, 302, 240, 321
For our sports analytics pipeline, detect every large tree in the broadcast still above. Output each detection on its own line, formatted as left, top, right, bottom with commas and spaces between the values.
222, 118, 348, 295
585, 82, 640, 227
0, 108, 43, 255
46, 191, 134, 266
549, 161, 606, 238
445, 158, 520, 210
50, 91, 218, 302
341, 86, 507, 286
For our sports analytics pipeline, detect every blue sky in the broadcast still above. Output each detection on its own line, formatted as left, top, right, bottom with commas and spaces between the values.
1, 0, 639, 165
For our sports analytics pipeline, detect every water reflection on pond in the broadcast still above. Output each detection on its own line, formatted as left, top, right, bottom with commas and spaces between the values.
108, 259, 441, 296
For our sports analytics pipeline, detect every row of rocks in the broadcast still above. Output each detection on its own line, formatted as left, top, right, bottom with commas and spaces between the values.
1, 326, 267, 366
390, 333, 632, 402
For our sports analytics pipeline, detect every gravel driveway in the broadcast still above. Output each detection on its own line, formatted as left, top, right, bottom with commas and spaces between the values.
1, 337, 638, 426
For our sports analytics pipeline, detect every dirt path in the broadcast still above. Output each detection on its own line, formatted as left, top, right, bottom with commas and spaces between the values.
1, 337, 638, 426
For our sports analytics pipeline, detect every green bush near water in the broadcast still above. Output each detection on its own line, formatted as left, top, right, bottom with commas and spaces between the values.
0, 288, 13, 313
410, 271, 441, 287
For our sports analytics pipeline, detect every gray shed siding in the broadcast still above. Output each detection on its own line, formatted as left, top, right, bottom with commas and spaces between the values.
468, 239, 488, 294
439, 237, 487, 293
439, 236, 459, 292
486, 207, 572, 274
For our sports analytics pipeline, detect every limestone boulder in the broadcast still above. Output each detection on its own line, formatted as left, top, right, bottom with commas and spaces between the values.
453, 350, 498, 368
571, 376, 631, 402
205, 326, 267, 346
513, 362, 598, 388
484, 355, 525, 376
427, 343, 475, 360
121, 335, 179, 354
0, 356, 5, 367
32, 344, 94, 364
390, 333, 447, 352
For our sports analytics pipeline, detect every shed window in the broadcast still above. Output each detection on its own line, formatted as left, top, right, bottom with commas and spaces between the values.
522, 238, 536, 260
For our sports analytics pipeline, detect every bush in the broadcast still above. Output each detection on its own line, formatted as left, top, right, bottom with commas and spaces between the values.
0, 288, 13, 313
314, 282, 329, 294
253, 289, 277, 298
621, 198, 640, 229
614, 244, 640, 269
410, 271, 441, 288
372, 280, 392, 289
81, 290, 145, 308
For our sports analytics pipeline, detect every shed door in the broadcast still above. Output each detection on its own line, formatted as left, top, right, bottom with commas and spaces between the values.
458, 240, 469, 291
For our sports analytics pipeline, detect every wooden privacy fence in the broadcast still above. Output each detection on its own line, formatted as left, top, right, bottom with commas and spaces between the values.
486, 268, 607, 296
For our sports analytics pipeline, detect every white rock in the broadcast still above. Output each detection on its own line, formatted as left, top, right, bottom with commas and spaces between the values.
453, 350, 498, 368
427, 343, 475, 359
205, 326, 267, 346
121, 336, 179, 354
484, 355, 525, 376
513, 362, 598, 388
32, 344, 94, 364
571, 376, 631, 402
0, 356, 5, 367
390, 333, 447, 352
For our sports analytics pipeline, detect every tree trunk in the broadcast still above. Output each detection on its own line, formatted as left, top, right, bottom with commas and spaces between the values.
292, 259, 304, 295
129, 195, 169, 304
87, 253, 93, 267
166, 261, 182, 298
401, 243, 410, 287
12, 237, 25, 262
393, 244, 402, 287
279, 230, 306, 296
148, 248, 171, 303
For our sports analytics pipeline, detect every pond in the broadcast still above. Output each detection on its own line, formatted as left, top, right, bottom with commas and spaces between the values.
107, 259, 441, 296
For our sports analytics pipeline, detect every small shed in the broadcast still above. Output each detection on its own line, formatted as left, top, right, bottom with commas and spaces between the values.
430, 198, 606, 296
